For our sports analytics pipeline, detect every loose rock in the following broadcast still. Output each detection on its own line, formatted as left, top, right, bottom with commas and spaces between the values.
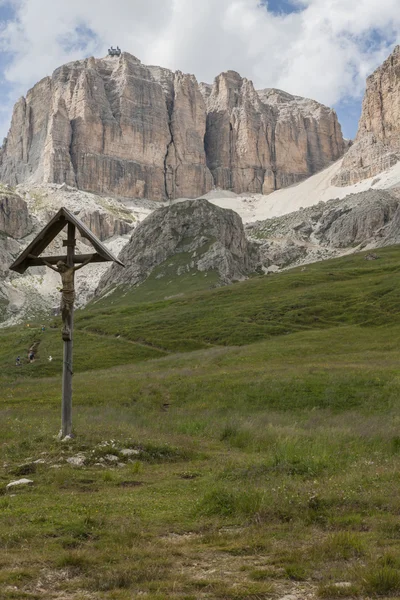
104, 454, 119, 462
120, 449, 141, 457
66, 454, 86, 466
6, 478, 34, 489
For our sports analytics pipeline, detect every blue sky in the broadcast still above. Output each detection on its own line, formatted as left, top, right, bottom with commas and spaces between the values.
0, 0, 398, 141
264, 0, 304, 16
0, 2, 16, 140
261, 0, 364, 138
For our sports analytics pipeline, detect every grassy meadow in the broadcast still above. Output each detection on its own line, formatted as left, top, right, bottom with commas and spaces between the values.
1, 247, 400, 599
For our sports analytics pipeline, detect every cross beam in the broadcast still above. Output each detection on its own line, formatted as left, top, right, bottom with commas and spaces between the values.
27, 253, 103, 266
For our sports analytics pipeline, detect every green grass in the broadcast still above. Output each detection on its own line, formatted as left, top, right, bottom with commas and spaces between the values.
0, 246, 400, 598
92, 238, 220, 307
82, 245, 400, 351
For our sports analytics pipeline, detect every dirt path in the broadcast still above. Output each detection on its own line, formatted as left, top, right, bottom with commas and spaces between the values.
81, 328, 171, 354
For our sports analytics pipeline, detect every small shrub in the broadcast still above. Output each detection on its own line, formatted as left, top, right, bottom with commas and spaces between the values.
139, 442, 191, 463
379, 553, 400, 568
220, 423, 238, 441
390, 436, 400, 454
307, 495, 329, 526
197, 486, 262, 519
12, 462, 36, 476
56, 518, 98, 541
90, 567, 133, 591
285, 564, 308, 581
362, 566, 400, 595
220, 423, 253, 449
0, 569, 35, 585
198, 489, 238, 517
320, 532, 365, 560
249, 568, 275, 581
129, 460, 143, 474
102, 470, 115, 482
57, 551, 91, 571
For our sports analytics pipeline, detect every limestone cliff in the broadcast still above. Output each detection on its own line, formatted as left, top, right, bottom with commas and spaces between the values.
333, 46, 400, 186
0, 186, 33, 238
0, 53, 344, 200
204, 78, 344, 194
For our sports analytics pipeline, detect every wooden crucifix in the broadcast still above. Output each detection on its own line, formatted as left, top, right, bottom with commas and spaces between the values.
10, 208, 124, 438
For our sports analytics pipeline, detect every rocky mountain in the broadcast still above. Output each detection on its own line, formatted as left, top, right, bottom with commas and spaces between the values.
3, 176, 400, 324
96, 199, 259, 297
333, 45, 400, 186
0, 53, 344, 201
204, 80, 344, 194
247, 188, 400, 270
97, 186, 400, 303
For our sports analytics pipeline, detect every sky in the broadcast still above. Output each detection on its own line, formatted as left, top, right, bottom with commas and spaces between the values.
0, 0, 399, 141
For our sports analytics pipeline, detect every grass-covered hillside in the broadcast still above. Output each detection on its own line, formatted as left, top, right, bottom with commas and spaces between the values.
1, 247, 400, 599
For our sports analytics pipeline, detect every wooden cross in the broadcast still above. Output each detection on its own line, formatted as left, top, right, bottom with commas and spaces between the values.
10, 208, 124, 438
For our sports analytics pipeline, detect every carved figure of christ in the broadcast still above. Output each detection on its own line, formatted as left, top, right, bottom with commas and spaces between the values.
43, 257, 92, 340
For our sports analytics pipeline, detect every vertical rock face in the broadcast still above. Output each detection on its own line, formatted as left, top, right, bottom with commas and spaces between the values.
267, 89, 344, 189
204, 72, 276, 194
357, 46, 400, 150
0, 53, 344, 200
0, 78, 53, 185
79, 209, 132, 241
161, 70, 214, 199
0, 189, 33, 238
204, 78, 344, 195
333, 45, 400, 186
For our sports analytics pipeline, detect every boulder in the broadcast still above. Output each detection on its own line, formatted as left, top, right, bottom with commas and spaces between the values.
67, 454, 86, 466
6, 478, 34, 489
97, 198, 259, 294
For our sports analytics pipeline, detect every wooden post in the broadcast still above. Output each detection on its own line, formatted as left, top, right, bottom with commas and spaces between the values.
61, 223, 75, 437
9, 207, 125, 440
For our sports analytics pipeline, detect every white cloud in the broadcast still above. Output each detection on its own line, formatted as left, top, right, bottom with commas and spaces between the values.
0, 0, 399, 138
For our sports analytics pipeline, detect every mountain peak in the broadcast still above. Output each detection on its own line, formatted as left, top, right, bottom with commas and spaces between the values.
0, 53, 344, 201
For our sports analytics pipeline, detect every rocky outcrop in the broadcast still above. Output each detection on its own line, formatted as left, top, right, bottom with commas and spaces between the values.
333, 46, 400, 186
247, 189, 400, 269
332, 134, 399, 186
316, 190, 398, 248
204, 79, 344, 194
78, 210, 131, 241
0, 187, 33, 238
17, 183, 137, 241
0, 235, 20, 277
0, 53, 344, 200
96, 199, 259, 295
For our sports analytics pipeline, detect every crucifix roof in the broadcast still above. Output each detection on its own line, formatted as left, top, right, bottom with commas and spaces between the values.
9, 207, 125, 274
